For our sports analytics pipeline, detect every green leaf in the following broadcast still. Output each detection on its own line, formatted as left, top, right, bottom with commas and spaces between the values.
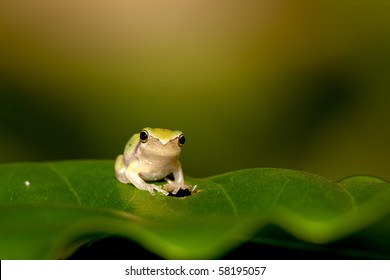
0, 161, 389, 259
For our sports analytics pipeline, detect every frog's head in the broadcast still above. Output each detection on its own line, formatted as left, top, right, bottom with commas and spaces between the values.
138, 127, 186, 157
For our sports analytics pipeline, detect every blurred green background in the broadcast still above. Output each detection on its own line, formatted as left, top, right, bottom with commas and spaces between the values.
1, 0, 390, 181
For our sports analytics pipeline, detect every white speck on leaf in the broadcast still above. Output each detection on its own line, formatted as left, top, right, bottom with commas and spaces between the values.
24, 181, 31, 187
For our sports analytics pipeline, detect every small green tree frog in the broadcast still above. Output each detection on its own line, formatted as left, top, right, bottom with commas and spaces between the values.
115, 127, 189, 196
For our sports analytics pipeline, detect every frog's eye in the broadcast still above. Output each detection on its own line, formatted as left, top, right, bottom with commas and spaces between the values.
178, 134, 186, 146
140, 130, 149, 143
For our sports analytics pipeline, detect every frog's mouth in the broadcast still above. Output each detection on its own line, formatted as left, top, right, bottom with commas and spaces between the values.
140, 139, 181, 157
157, 138, 175, 145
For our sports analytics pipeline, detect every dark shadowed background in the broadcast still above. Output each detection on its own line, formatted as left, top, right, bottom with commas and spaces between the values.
1, 0, 390, 181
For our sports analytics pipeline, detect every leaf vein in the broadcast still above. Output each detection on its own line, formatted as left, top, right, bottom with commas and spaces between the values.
209, 180, 238, 216
267, 172, 290, 215
122, 189, 136, 211
337, 183, 357, 211
48, 163, 82, 205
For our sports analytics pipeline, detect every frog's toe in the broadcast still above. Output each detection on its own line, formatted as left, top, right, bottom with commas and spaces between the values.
146, 186, 156, 196
159, 189, 169, 196
171, 184, 186, 195
153, 185, 169, 196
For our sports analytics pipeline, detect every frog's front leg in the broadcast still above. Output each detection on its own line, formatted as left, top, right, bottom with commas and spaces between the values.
164, 163, 187, 194
124, 165, 169, 196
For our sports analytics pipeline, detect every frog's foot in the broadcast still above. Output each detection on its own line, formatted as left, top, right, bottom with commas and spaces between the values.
151, 184, 169, 196
163, 181, 189, 195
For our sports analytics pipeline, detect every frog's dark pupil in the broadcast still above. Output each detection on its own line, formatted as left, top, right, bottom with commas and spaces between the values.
179, 135, 186, 146
140, 131, 148, 142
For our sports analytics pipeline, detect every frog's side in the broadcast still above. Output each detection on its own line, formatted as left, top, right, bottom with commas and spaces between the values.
115, 127, 188, 195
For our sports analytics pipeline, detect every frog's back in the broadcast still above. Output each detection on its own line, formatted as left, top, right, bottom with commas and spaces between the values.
123, 133, 140, 162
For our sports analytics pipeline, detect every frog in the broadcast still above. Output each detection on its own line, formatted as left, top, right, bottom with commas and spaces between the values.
115, 127, 189, 196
